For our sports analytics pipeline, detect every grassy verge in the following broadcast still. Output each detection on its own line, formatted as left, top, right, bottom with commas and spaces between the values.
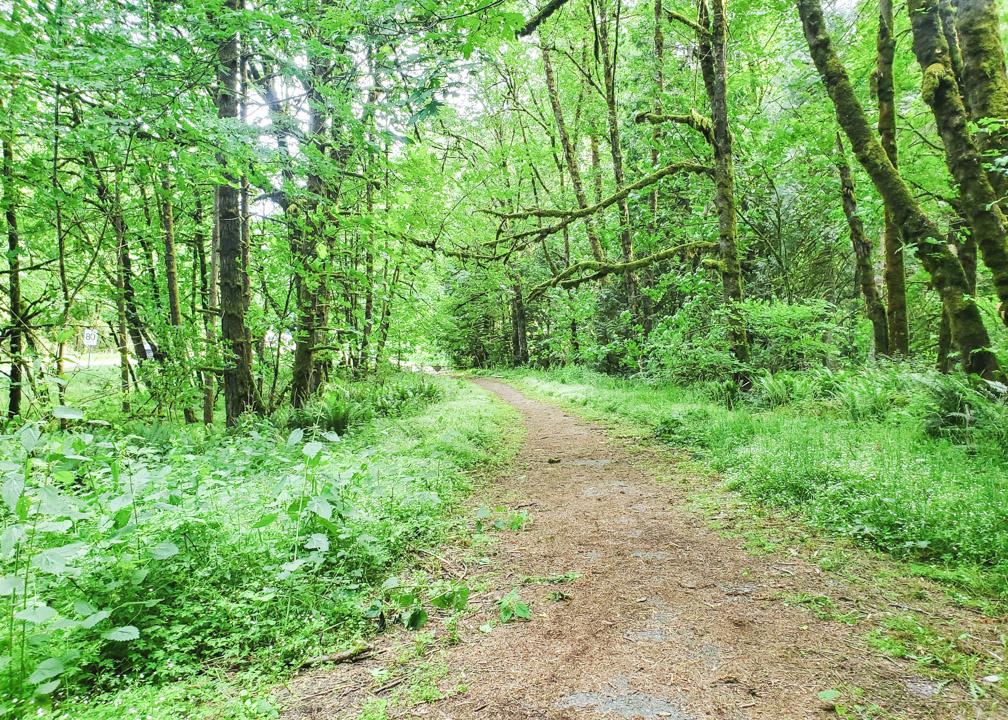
1, 375, 519, 719
489, 365, 1008, 603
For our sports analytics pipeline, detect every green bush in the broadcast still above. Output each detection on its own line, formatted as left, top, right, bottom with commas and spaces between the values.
507, 366, 1008, 588
0, 375, 508, 716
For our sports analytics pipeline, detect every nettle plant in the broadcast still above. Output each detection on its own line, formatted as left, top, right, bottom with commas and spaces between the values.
0, 394, 456, 715
0, 420, 167, 709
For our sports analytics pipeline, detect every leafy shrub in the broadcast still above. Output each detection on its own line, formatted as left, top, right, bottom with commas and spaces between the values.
915, 374, 1008, 443
0, 375, 503, 716
654, 409, 714, 446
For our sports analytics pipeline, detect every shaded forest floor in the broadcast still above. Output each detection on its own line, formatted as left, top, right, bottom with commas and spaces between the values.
277, 379, 1007, 720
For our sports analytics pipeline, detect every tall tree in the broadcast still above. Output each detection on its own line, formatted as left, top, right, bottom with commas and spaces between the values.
952, 0, 1008, 203
908, 0, 1008, 328
215, 0, 261, 424
2, 123, 23, 418
875, 0, 908, 355
698, 0, 749, 365
795, 0, 1000, 378
836, 134, 889, 355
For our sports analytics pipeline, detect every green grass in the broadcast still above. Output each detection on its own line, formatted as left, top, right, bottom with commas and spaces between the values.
495, 365, 1008, 600
0, 374, 519, 719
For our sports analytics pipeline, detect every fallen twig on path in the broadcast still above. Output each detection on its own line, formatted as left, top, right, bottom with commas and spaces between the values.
299, 643, 371, 669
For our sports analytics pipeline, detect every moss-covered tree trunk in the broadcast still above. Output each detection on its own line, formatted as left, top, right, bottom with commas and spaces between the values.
796, 0, 1000, 378
953, 0, 1008, 201
596, 0, 640, 326
938, 216, 976, 371
510, 280, 529, 366
875, 0, 909, 355
541, 45, 605, 264
909, 0, 1008, 327
836, 134, 889, 355
698, 0, 749, 365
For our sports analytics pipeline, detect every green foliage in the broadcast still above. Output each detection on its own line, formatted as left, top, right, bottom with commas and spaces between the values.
507, 366, 1008, 595
0, 375, 515, 716
497, 589, 530, 623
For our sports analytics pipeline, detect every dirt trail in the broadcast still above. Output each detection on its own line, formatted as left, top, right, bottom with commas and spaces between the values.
280, 379, 1003, 720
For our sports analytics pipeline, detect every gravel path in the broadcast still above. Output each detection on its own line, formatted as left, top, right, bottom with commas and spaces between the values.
279, 379, 1003, 720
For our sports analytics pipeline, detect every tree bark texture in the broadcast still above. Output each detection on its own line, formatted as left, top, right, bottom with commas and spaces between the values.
596, 0, 640, 324
875, 0, 909, 355
541, 45, 606, 263
953, 0, 1008, 201
3, 135, 22, 418
216, 0, 261, 424
698, 0, 749, 364
909, 0, 1008, 327
796, 0, 1000, 378
836, 134, 889, 355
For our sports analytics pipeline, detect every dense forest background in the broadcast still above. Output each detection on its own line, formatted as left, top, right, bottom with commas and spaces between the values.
2, 0, 1007, 425
1, 0, 1008, 716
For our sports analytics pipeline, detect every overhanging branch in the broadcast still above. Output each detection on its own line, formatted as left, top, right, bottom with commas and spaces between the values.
517, 0, 572, 38
485, 161, 711, 222
635, 110, 714, 145
527, 241, 716, 300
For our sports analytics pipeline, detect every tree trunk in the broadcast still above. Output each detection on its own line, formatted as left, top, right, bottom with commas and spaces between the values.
510, 281, 529, 366
160, 176, 184, 328
116, 252, 131, 414
796, 0, 1000, 378
2, 134, 22, 418
215, 0, 261, 425
372, 265, 400, 373
159, 173, 196, 423
194, 197, 216, 424
953, 0, 1008, 201
909, 0, 1008, 327
698, 0, 749, 365
938, 216, 976, 371
290, 54, 328, 407
596, 0, 639, 324
876, 0, 909, 355
139, 185, 163, 313
541, 45, 606, 263
836, 134, 889, 355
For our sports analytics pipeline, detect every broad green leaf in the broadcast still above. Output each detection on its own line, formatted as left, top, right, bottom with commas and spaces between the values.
252, 512, 279, 529
303, 441, 324, 459
148, 542, 179, 560
36, 679, 61, 695
102, 626, 140, 641
16, 604, 57, 624
19, 426, 41, 453
817, 689, 841, 704
285, 428, 303, 449
81, 610, 110, 629
27, 658, 64, 685
53, 406, 83, 420
1, 476, 24, 512
305, 533, 329, 552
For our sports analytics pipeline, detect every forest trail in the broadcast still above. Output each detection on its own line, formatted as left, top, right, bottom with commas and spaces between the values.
279, 379, 1000, 720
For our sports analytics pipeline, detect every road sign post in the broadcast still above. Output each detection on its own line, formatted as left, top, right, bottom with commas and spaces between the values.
83, 329, 98, 368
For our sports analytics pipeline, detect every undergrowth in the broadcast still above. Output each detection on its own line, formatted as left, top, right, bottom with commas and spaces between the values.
502, 364, 1008, 600
0, 374, 517, 718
